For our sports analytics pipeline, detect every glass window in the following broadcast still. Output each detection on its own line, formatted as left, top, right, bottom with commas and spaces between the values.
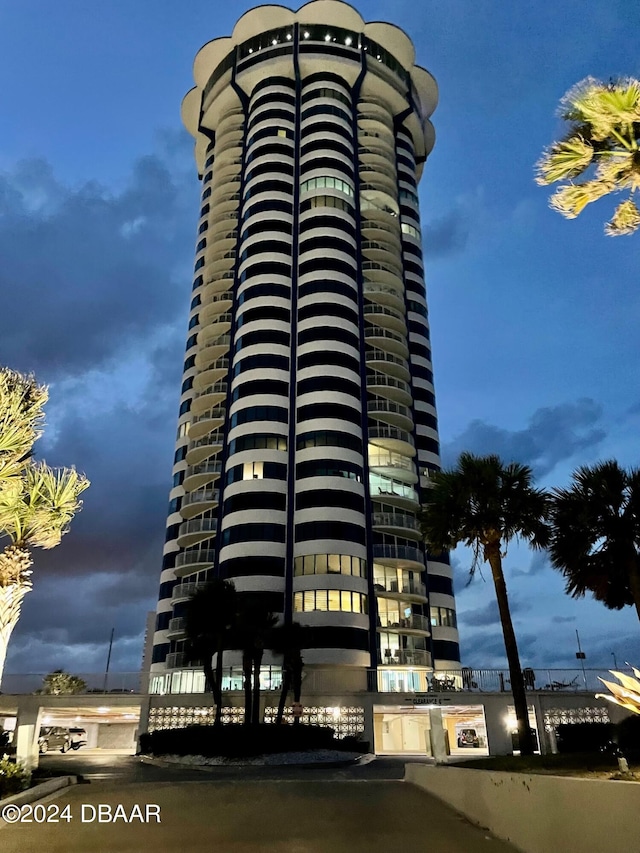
328, 590, 341, 611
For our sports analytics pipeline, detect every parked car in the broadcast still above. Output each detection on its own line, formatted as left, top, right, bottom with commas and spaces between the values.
68, 727, 87, 750
38, 726, 72, 754
456, 728, 480, 748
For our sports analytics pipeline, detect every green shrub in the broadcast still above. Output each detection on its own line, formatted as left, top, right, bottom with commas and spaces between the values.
0, 759, 31, 799
556, 722, 614, 753
140, 723, 354, 758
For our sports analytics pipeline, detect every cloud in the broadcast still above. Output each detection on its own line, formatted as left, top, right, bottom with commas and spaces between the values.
460, 631, 538, 668
551, 615, 576, 624
511, 551, 550, 578
423, 208, 470, 258
459, 595, 531, 628
0, 130, 197, 382
441, 398, 606, 477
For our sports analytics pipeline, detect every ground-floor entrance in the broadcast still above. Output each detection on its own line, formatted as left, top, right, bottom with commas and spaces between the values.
373, 704, 490, 757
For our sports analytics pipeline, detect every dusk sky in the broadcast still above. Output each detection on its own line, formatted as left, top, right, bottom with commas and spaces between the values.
1, 0, 638, 677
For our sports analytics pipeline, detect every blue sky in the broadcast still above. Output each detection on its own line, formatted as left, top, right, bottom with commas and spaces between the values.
0, 0, 638, 677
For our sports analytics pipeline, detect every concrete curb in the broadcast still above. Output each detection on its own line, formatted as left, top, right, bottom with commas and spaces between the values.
0, 775, 77, 822
139, 754, 364, 770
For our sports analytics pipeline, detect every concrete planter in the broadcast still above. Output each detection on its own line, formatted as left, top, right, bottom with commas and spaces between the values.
0, 776, 77, 813
405, 763, 639, 853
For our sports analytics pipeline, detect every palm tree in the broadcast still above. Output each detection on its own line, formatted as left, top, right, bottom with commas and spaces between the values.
183, 578, 237, 726
548, 461, 640, 622
419, 453, 550, 756
233, 595, 278, 726
270, 621, 305, 725
0, 368, 48, 478
0, 462, 89, 684
535, 76, 640, 236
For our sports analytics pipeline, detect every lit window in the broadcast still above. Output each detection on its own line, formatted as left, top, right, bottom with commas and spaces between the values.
328, 590, 340, 611
277, 129, 287, 138
243, 461, 264, 480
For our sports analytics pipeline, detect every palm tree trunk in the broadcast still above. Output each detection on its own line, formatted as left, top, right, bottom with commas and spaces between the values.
213, 636, 225, 727
252, 649, 263, 726
0, 563, 32, 688
242, 649, 252, 726
626, 557, 640, 624
292, 656, 303, 727
486, 544, 535, 756
276, 665, 292, 725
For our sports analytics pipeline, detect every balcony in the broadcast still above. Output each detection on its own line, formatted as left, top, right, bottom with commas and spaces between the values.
378, 613, 430, 633
374, 576, 427, 599
373, 544, 424, 567
192, 381, 228, 414
366, 373, 411, 406
185, 433, 224, 466
171, 581, 208, 603
189, 407, 226, 440
180, 488, 220, 519
167, 617, 187, 639
183, 459, 223, 491
165, 652, 190, 669
193, 363, 229, 393
368, 424, 415, 457
372, 512, 420, 536
177, 517, 218, 549
378, 649, 430, 667
194, 338, 231, 371
174, 550, 216, 578
367, 398, 414, 432
365, 347, 410, 382
364, 324, 408, 360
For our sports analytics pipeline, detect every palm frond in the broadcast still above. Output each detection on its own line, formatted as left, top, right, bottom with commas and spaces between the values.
560, 76, 640, 140
605, 199, 640, 236
595, 151, 640, 190
0, 368, 48, 463
548, 180, 616, 218
535, 136, 594, 185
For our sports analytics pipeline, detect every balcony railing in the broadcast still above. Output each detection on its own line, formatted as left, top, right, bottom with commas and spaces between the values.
378, 649, 430, 666
191, 407, 226, 425
182, 488, 220, 508
174, 550, 216, 570
178, 518, 218, 538
185, 460, 223, 479
368, 425, 415, 446
171, 580, 208, 602
373, 544, 424, 564
167, 617, 187, 635
378, 613, 429, 632
372, 512, 419, 531
374, 577, 427, 597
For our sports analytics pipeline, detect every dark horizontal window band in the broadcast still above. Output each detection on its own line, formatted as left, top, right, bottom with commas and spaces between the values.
220, 556, 286, 578
231, 378, 289, 402
242, 220, 293, 241
237, 305, 290, 327
228, 433, 287, 454
234, 353, 289, 376
239, 261, 292, 283
415, 436, 440, 455
235, 329, 290, 352
413, 386, 436, 406
297, 429, 362, 453
158, 579, 176, 598
301, 103, 351, 124
298, 326, 359, 349
151, 644, 170, 664
297, 402, 361, 426
243, 198, 293, 223
300, 137, 353, 161
432, 640, 461, 662
244, 179, 292, 200
296, 460, 363, 482
412, 364, 434, 383
414, 412, 438, 431
296, 489, 365, 513
246, 141, 294, 165
229, 407, 288, 428
246, 160, 294, 183
298, 279, 357, 302
298, 375, 360, 398
221, 523, 286, 546
298, 302, 358, 325
248, 108, 295, 132
238, 283, 290, 305
250, 91, 296, 111
300, 120, 353, 143
234, 591, 285, 615
299, 257, 356, 279
226, 461, 287, 485
299, 215, 356, 239
300, 157, 354, 179
295, 520, 365, 545
410, 342, 433, 362
240, 239, 291, 263
223, 492, 286, 514
297, 626, 369, 652
299, 235, 355, 256
247, 125, 295, 149
427, 573, 454, 596
297, 350, 359, 373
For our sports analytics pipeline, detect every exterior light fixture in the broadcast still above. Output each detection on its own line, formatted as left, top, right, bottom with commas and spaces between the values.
325, 34, 331, 41
345, 36, 352, 46
286, 33, 292, 40
303, 31, 310, 38
248, 48, 253, 54
272, 39, 278, 45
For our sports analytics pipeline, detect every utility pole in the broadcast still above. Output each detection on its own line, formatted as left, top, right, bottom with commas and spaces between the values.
103, 628, 115, 693
575, 629, 587, 689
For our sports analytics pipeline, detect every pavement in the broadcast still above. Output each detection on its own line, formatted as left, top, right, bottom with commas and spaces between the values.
0, 754, 518, 852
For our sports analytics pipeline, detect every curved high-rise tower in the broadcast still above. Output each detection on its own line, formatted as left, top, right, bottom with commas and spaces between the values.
150, 0, 460, 715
